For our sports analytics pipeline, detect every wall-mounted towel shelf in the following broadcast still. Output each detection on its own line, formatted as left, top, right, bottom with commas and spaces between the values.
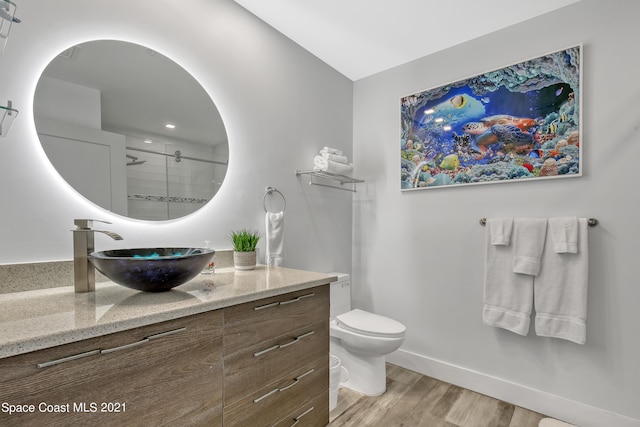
1, 0, 21, 55
296, 170, 364, 192
0, 100, 18, 136
479, 217, 599, 227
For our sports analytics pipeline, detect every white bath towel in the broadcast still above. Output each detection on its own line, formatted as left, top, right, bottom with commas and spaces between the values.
265, 211, 284, 267
512, 218, 548, 276
483, 224, 534, 336
314, 155, 354, 175
486, 218, 514, 246
549, 217, 578, 253
321, 146, 343, 155
320, 151, 349, 164
534, 218, 589, 344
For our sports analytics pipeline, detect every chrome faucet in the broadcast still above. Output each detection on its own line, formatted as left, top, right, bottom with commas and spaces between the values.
73, 219, 123, 293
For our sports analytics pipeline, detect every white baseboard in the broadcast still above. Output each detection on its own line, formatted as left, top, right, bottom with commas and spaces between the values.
387, 348, 640, 427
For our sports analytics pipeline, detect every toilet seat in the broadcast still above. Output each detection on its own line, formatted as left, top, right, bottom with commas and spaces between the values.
336, 309, 406, 338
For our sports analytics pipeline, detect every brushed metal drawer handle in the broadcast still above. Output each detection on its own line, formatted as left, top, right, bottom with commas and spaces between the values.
278, 368, 315, 392
147, 327, 187, 340
101, 327, 187, 354
291, 406, 315, 427
252, 368, 315, 403
100, 338, 150, 354
35, 327, 187, 367
37, 349, 101, 368
254, 301, 280, 311
253, 330, 315, 357
252, 387, 279, 404
279, 293, 315, 306
253, 293, 315, 311
279, 330, 315, 349
253, 344, 280, 357
290, 406, 314, 427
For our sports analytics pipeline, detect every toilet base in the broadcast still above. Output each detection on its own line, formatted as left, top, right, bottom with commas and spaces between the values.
330, 338, 388, 396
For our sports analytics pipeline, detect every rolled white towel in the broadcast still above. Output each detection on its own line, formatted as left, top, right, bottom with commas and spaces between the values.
321, 146, 343, 156
314, 155, 353, 175
320, 151, 349, 163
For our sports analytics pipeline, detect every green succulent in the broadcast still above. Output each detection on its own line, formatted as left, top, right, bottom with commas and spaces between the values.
228, 229, 261, 252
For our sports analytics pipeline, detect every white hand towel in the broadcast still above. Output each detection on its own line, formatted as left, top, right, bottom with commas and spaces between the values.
512, 218, 548, 276
314, 155, 354, 175
486, 218, 513, 246
483, 223, 534, 336
549, 217, 578, 253
265, 211, 284, 267
322, 146, 343, 156
534, 218, 589, 344
321, 151, 349, 164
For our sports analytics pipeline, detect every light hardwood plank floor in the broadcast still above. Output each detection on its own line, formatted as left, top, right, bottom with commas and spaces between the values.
329, 363, 546, 427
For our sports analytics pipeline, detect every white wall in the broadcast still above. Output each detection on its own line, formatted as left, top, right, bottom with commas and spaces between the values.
352, 1, 640, 426
34, 76, 101, 129
37, 119, 128, 216
0, 0, 353, 277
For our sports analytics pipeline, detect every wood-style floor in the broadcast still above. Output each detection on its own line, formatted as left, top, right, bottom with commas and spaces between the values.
329, 363, 547, 427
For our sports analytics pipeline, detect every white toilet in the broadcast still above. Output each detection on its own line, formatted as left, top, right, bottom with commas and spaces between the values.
329, 273, 406, 396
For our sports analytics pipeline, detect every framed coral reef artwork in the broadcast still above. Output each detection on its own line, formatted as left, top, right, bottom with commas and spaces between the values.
400, 45, 581, 190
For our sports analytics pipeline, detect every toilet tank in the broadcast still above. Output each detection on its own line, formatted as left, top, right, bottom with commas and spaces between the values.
329, 272, 351, 319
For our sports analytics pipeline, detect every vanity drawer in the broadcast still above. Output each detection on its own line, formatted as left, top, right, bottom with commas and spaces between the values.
223, 355, 328, 427
224, 285, 329, 355
0, 310, 223, 427
272, 392, 329, 427
224, 319, 328, 405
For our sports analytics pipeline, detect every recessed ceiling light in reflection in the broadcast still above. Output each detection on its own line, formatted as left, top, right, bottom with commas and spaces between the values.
144, 139, 152, 144
165, 123, 176, 129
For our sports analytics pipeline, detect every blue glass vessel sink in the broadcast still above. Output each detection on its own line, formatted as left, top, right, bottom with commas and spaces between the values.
89, 247, 215, 292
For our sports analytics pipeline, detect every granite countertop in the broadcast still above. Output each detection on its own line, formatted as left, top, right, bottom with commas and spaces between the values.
0, 266, 336, 359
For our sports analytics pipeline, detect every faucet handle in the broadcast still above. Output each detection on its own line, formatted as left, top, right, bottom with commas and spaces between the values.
74, 219, 113, 230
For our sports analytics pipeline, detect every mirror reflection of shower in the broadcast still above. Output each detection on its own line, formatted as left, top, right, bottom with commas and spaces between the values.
126, 154, 146, 166
125, 137, 227, 221
33, 39, 230, 221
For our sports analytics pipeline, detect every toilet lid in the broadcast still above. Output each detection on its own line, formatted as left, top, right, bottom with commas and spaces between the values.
336, 309, 406, 338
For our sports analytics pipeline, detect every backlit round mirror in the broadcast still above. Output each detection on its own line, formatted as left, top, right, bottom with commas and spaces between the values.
34, 40, 228, 221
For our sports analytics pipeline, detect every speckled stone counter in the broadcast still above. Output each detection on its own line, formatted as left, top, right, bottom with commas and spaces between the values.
0, 266, 336, 359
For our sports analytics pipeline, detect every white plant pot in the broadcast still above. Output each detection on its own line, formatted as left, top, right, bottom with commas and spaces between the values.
234, 251, 257, 270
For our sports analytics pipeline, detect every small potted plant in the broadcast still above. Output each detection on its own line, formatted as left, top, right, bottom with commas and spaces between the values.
229, 229, 261, 270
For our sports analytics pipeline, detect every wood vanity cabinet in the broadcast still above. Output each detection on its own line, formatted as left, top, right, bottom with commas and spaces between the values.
0, 283, 330, 427
0, 310, 224, 427
223, 284, 330, 427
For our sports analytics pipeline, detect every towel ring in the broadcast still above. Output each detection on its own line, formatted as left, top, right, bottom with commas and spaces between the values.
263, 187, 286, 213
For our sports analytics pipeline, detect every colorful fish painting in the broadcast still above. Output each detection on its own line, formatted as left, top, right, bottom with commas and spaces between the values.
400, 46, 582, 190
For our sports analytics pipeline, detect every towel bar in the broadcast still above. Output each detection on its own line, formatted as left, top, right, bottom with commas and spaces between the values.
479, 218, 598, 227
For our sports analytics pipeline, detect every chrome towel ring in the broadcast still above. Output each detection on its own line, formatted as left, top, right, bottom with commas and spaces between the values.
264, 187, 286, 213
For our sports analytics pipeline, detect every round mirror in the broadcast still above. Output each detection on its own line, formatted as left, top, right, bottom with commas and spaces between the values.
34, 40, 228, 221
